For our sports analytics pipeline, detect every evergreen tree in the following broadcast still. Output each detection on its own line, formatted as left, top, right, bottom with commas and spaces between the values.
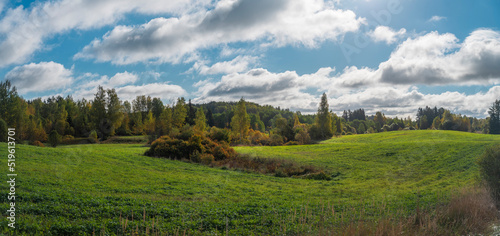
0, 118, 7, 142
489, 100, 500, 134
186, 99, 196, 126
48, 130, 61, 147
419, 115, 428, 130
206, 109, 215, 127
314, 93, 333, 139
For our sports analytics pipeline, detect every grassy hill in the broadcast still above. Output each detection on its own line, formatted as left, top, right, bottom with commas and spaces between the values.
1, 130, 498, 235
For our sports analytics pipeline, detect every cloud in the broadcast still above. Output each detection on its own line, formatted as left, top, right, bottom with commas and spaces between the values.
330, 86, 500, 118
192, 29, 500, 117
189, 55, 258, 75
428, 15, 446, 22
114, 83, 186, 102
193, 64, 500, 117
379, 29, 500, 85
194, 68, 325, 112
0, 0, 211, 67
5, 61, 72, 93
0, 0, 5, 13
71, 81, 186, 103
368, 26, 406, 44
78, 71, 139, 89
75, 0, 364, 65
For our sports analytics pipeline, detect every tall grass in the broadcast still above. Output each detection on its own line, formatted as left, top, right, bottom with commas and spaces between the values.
100, 186, 497, 235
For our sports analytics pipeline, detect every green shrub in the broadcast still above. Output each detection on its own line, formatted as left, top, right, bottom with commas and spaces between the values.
145, 134, 236, 161
478, 145, 500, 203
269, 134, 284, 146
200, 153, 215, 165
88, 130, 98, 143
367, 127, 376, 134
301, 171, 332, 180
208, 127, 232, 143
274, 170, 288, 178
48, 130, 61, 147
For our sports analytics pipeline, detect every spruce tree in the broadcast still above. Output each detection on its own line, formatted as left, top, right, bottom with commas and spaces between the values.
315, 93, 333, 139
489, 100, 500, 134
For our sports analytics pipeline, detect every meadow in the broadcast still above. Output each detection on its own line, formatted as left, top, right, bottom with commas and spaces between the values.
1, 130, 499, 235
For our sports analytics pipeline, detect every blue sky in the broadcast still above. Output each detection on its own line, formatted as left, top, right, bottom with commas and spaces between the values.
1, 0, 500, 118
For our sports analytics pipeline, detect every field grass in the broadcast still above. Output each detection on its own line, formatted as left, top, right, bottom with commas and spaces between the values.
1, 130, 499, 235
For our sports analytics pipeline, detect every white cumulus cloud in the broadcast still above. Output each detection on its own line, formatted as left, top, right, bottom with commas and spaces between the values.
368, 26, 406, 45
0, 0, 211, 67
5, 61, 72, 93
189, 55, 258, 75
75, 0, 364, 65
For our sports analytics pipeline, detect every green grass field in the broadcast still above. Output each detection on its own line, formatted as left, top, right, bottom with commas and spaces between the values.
1, 130, 498, 235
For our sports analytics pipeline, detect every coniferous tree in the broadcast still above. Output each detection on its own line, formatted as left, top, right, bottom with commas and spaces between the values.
206, 109, 215, 127
186, 99, 196, 126
0, 118, 7, 142
314, 93, 333, 139
489, 100, 500, 134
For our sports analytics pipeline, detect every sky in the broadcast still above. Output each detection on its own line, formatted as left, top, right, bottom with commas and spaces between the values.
1, 0, 500, 118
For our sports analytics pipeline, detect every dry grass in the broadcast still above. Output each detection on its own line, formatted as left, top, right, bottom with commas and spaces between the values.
99, 186, 498, 235
336, 185, 499, 236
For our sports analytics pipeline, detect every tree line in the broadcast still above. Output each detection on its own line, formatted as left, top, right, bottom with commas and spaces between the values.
0, 80, 498, 146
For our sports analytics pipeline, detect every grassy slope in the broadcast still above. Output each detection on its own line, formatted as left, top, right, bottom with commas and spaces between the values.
0, 130, 498, 234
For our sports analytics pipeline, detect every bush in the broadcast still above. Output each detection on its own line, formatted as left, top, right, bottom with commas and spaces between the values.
145, 134, 236, 161
88, 130, 98, 144
31, 140, 45, 147
200, 153, 215, 165
478, 145, 500, 203
48, 130, 61, 147
269, 134, 284, 146
294, 127, 311, 144
367, 127, 376, 134
285, 141, 299, 145
208, 127, 231, 143
301, 171, 332, 180
62, 135, 74, 143
248, 129, 270, 146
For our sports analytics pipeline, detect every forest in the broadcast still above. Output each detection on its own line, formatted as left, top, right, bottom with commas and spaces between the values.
0, 80, 497, 147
